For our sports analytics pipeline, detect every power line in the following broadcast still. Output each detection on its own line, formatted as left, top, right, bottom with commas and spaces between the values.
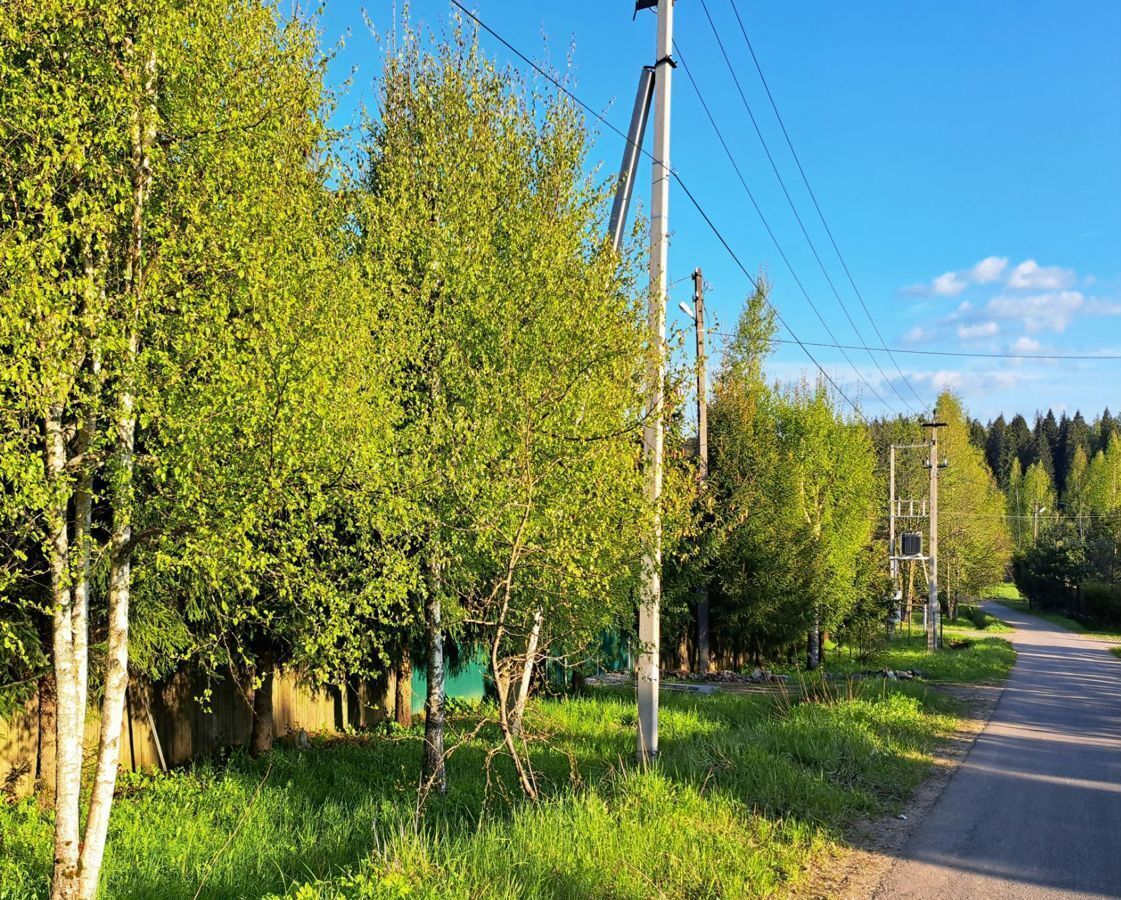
445, 0, 871, 422
709, 332, 1121, 361
693, 0, 915, 416
671, 42, 891, 414
725, 0, 929, 411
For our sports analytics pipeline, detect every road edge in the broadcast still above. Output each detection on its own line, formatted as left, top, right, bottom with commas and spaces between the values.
794, 678, 1007, 900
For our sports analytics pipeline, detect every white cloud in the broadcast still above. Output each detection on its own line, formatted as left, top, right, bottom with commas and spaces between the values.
929, 370, 964, 391
1087, 298, 1121, 316
1006, 259, 1075, 291
1012, 336, 1041, 353
931, 271, 968, 297
986, 290, 1085, 333
957, 321, 999, 339
906, 256, 1080, 299
904, 326, 926, 343
970, 256, 1009, 283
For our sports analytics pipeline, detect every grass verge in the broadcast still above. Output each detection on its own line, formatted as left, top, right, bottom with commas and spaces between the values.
818, 619, 1015, 685
0, 634, 1012, 899
992, 597, 1121, 642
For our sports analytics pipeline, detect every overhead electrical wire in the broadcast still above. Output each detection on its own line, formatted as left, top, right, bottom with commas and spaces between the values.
725, 0, 929, 412
445, 0, 872, 422
671, 42, 893, 414
694, 0, 917, 416
708, 332, 1121, 361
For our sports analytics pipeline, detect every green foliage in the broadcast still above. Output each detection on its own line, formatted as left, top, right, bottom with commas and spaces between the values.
699, 287, 878, 664
932, 393, 1013, 605
361, 18, 649, 704
1082, 582, 1121, 628
1012, 522, 1088, 611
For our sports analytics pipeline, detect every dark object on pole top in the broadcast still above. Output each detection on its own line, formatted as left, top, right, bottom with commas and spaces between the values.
901, 532, 923, 557
635, 0, 659, 11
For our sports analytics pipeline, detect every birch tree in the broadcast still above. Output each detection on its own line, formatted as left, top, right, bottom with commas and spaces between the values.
362, 19, 648, 798
0, 1, 368, 894
930, 392, 1011, 615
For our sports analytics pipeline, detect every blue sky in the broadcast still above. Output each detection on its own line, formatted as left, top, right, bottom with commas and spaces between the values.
317, 0, 1121, 423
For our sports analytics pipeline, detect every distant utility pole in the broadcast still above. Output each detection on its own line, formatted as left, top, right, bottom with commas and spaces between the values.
889, 442, 927, 631
637, 0, 673, 763
680, 268, 709, 672
923, 413, 948, 651
888, 445, 900, 630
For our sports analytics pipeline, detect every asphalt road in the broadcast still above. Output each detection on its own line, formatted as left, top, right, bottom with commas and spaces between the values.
873, 602, 1121, 899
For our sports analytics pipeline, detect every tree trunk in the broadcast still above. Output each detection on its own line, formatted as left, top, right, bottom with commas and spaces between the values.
675, 630, 689, 672
250, 653, 275, 759
394, 653, 413, 728
818, 630, 827, 666
806, 617, 820, 671
338, 678, 350, 732
47, 403, 81, 900
74, 40, 155, 899
36, 674, 58, 807
78, 343, 137, 900
509, 608, 544, 738
422, 564, 445, 795
696, 591, 711, 674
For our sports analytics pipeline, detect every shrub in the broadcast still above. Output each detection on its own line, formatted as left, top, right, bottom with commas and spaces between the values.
1082, 582, 1121, 628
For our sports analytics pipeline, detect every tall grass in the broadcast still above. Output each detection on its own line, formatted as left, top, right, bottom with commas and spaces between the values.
0, 680, 977, 899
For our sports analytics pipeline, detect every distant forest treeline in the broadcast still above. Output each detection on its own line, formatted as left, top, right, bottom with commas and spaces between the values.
971, 408, 1117, 494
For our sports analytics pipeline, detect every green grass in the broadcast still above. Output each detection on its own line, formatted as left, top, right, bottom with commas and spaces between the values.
979, 583, 1023, 602
991, 596, 1121, 642
815, 619, 1015, 686
956, 605, 1014, 633
1109, 647, 1121, 661
0, 680, 977, 900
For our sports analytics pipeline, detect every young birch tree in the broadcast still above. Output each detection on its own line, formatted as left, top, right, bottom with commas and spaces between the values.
1, 1, 374, 894
363, 19, 648, 798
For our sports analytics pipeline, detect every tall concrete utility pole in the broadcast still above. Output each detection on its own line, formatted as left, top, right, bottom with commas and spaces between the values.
924, 414, 948, 650
637, 0, 673, 763
889, 444, 899, 628
681, 268, 709, 671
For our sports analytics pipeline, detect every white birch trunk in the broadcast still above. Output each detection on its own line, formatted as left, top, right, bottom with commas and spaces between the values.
47, 403, 82, 900
509, 607, 544, 737
77, 367, 135, 900
76, 39, 153, 897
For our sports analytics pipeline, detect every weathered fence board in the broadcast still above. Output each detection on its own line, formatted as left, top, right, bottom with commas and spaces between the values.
1, 668, 396, 800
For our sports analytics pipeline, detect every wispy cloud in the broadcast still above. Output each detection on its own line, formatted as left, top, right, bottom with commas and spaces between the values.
970, 256, 1009, 283
986, 290, 1088, 333
957, 321, 999, 339
904, 256, 1077, 298
1006, 259, 1075, 291
931, 272, 968, 297
1012, 336, 1041, 353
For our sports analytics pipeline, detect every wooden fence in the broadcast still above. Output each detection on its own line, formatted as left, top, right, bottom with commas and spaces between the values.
1, 667, 400, 801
